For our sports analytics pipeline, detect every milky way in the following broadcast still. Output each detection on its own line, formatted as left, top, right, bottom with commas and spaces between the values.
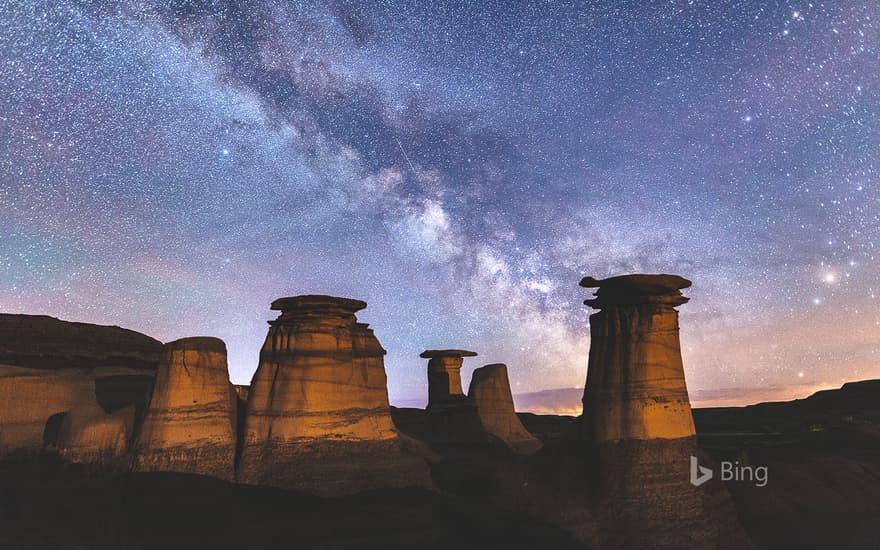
1, 1, 878, 407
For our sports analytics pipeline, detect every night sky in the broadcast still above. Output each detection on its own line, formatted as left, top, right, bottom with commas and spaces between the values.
1, 1, 878, 409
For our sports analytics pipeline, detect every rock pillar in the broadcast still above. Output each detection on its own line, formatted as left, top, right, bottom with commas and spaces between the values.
580, 274, 695, 441
579, 274, 754, 550
131, 337, 237, 480
238, 295, 430, 495
420, 349, 477, 411
468, 363, 542, 454
419, 349, 483, 442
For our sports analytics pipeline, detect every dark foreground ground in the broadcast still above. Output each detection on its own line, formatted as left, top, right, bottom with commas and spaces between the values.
1, 380, 879, 550
691, 379, 880, 550
0, 459, 587, 550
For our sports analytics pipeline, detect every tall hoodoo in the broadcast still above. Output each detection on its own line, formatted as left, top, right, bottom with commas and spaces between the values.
238, 295, 429, 495
579, 274, 696, 441
241, 296, 396, 444
579, 274, 754, 550
131, 337, 237, 480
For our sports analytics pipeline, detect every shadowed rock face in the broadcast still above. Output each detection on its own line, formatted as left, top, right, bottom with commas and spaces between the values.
238, 296, 429, 495
418, 349, 483, 443
579, 274, 753, 550
420, 349, 477, 411
468, 364, 542, 454
0, 314, 162, 371
132, 337, 236, 480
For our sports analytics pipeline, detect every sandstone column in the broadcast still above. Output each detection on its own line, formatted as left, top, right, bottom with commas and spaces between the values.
468, 363, 542, 454
131, 337, 237, 480
420, 349, 477, 411
579, 274, 695, 441
419, 349, 483, 442
579, 274, 754, 550
238, 295, 430, 495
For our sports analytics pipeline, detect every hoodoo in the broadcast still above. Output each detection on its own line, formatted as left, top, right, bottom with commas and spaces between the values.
419, 349, 483, 442
579, 274, 695, 441
131, 337, 237, 480
579, 274, 753, 550
468, 363, 542, 454
238, 295, 429, 495
420, 349, 478, 411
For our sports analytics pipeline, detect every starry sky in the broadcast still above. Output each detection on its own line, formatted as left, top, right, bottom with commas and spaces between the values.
1, 0, 878, 410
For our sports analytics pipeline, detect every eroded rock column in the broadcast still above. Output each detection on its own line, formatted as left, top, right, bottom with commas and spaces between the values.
238, 295, 430, 495
419, 349, 483, 441
131, 337, 237, 480
421, 349, 476, 410
468, 363, 542, 454
579, 274, 753, 550
580, 274, 695, 441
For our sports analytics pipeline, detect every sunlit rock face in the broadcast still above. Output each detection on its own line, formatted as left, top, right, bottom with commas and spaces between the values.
0, 315, 160, 456
238, 296, 430, 495
579, 275, 754, 550
468, 363, 542, 454
131, 337, 236, 480
580, 274, 696, 441
0, 367, 97, 453
55, 403, 134, 465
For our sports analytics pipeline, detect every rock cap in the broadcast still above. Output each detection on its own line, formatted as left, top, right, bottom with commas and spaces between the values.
420, 349, 478, 359
580, 274, 691, 308
166, 337, 226, 354
270, 295, 367, 314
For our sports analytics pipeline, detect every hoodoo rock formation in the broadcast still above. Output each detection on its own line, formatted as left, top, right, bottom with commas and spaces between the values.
419, 349, 483, 442
131, 337, 237, 480
579, 274, 696, 441
238, 295, 430, 495
467, 363, 542, 454
579, 274, 753, 549
420, 349, 477, 410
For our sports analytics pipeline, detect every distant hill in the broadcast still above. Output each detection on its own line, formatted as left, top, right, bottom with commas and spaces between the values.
509, 380, 878, 414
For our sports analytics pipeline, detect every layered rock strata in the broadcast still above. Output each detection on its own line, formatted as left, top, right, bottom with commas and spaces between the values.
468, 363, 542, 454
131, 337, 237, 479
55, 404, 134, 464
0, 315, 161, 456
579, 274, 753, 549
238, 295, 429, 495
0, 314, 162, 371
579, 274, 695, 441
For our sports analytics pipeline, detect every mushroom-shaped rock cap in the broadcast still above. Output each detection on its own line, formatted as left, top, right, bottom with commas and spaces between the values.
580, 274, 692, 307
270, 295, 367, 313
420, 349, 478, 359
579, 274, 691, 293
166, 336, 227, 354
